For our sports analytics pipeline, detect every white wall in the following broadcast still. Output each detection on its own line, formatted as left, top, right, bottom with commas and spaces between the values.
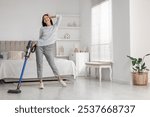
0, 0, 79, 41
130, 0, 150, 77
79, 0, 91, 49
80, 0, 131, 83
112, 0, 131, 83
92, 0, 105, 7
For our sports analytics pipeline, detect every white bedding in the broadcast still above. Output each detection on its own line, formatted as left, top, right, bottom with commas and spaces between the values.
0, 58, 76, 80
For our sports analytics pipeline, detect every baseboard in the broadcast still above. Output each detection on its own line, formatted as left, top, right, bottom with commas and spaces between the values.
112, 79, 131, 85
2, 75, 72, 83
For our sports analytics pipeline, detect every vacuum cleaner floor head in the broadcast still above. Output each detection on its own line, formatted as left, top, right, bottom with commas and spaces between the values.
7, 89, 21, 94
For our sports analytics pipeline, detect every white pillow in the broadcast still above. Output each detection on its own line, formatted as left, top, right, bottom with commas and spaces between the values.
8, 51, 24, 60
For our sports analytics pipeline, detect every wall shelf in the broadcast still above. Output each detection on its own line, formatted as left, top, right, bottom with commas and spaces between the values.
61, 14, 80, 17
59, 27, 80, 29
56, 14, 80, 59
56, 39, 80, 41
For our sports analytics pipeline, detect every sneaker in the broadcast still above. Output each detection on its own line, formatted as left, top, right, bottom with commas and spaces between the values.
39, 82, 44, 89
59, 80, 67, 87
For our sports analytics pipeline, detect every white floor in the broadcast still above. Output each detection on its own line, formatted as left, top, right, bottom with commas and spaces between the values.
0, 77, 150, 100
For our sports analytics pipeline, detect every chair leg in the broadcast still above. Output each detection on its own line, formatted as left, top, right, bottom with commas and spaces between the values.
86, 66, 90, 77
109, 66, 112, 81
99, 67, 102, 82
95, 68, 99, 78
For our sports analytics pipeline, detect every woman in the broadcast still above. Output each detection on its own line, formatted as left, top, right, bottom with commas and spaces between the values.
36, 13, 66, 89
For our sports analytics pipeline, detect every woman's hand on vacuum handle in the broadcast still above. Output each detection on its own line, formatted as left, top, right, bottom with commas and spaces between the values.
32, 42, 37, 48
32, 42, 37, 47
31, 42, 37, 53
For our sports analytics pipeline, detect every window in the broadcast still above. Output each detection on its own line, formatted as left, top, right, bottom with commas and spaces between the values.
91, 0, 112, 61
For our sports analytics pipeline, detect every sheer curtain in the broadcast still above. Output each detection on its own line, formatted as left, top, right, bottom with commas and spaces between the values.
91, 0, 112, 61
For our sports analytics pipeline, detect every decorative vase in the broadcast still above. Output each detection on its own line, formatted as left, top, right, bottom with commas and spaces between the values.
58, 46, 64, 55
74, 48, 79, 53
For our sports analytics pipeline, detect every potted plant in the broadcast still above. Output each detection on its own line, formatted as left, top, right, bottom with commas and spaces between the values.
127, 54, 150, 85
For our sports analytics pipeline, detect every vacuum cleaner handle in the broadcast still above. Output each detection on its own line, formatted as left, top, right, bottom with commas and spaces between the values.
25, 41, 34, 58
31, 44, 37, 53
25, 41, 37, 58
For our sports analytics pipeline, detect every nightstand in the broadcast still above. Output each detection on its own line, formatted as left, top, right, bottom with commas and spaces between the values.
69, 52, 89, 76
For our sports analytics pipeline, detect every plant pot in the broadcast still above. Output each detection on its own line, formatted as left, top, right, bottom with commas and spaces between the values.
132, 72, 148, 85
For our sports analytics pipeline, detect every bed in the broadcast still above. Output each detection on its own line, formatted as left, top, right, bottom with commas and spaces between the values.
0, 41, 76, 82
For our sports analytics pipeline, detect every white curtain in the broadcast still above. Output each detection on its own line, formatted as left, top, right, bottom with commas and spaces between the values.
91, 0, 112, 61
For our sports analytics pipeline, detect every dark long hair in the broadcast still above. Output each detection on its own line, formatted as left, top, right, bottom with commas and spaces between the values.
42, 14, 53, 27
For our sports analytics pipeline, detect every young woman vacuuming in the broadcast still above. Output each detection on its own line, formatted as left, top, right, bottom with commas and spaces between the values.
36, 13, 67, 89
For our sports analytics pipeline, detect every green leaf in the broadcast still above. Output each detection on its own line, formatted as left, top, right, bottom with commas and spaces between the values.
133, 67, 137, 71
141, 63, 146, 69
145, 54, 150, 57
132, 60, 136, 66
143, 66, 146, 69
137, 58, 142, 64
146, 69, 149, 71
127, 55, 136, 61
136, 66, 141, 72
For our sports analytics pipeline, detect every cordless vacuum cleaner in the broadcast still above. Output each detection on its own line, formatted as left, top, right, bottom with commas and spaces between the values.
8, 40, 36, 94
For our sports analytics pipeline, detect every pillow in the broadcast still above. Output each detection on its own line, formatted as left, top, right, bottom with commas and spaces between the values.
8, 51, 24, 60
1, 52, 8, 60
